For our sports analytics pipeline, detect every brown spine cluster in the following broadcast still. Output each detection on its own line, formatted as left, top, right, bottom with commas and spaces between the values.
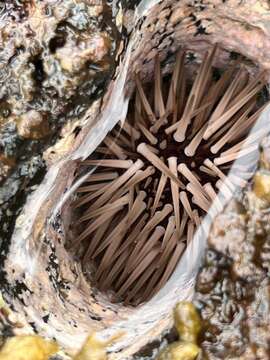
71, 46, 268, 305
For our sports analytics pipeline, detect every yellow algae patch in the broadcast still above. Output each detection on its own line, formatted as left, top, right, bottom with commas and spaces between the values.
174, 302, 201, 343
74, 332, 123, 360
156, 302, 202, 359
156, 342, 200, 360
0, 336, 58, 360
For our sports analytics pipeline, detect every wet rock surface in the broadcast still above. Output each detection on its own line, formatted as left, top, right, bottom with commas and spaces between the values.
0, 1, 116, 124
195, 172, 270, 359
0, 0, 119, 259
1, 0, 270, 359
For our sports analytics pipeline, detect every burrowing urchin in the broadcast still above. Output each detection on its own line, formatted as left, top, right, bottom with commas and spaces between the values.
70, 45, 268, 305
3, 1, 270, 358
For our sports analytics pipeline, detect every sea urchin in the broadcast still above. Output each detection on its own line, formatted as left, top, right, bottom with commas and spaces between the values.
70, 45, 268, 306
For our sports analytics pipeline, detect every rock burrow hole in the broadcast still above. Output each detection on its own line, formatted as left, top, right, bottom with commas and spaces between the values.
68, 45, 269, 306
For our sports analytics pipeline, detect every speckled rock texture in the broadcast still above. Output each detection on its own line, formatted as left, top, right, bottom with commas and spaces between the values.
1, 0, 270, 359
127, 0, 270, 85
195, 159, 270, 359
0, 0, 117, 227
